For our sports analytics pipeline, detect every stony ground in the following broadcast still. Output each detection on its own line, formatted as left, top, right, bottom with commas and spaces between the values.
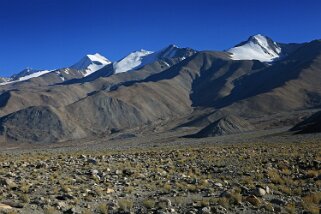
0, 141, 320, 214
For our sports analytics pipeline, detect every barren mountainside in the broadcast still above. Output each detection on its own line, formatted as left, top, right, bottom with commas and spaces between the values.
0, 36, 321, 143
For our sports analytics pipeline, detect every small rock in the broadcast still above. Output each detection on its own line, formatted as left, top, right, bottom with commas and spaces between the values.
265, 186, 270, 194
36, 161, 48, 168
1, 201, 24, 208
107, 188, 115, 194
6, 172, 16, 177
56, 194, 74, 200
253, 186, 266, 197
212, 205, 227, 214
270, 198, 286, 206
123, 169, 134, 176
201, 207, 211, 214
91, 169, 99, 175
87, 158, 98, 164
56, 201, 67, 210
214, 182, 223, 188
0, 178, 17, 189
0, 203, 12, 209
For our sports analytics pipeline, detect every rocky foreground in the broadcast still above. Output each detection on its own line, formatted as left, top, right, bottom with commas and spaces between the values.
0, 142, 320, 214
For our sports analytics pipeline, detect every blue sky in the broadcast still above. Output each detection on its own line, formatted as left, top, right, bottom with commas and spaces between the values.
0, 0, 321, 76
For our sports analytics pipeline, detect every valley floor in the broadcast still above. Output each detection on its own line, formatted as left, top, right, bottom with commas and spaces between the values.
0, 129, 320, 214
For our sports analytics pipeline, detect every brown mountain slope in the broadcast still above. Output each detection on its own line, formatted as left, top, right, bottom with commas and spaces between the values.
1, 40, 321, 143
0, 51, 197, 118
187, 115, 254, 138
0, 106, 85, 143
64, 91, 150, 135
1, 51, 256, 142
60, 51, 260, 136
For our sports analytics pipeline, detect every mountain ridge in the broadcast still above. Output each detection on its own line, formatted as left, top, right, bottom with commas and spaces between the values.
0, 35, 308, 85
1, 35, 321, 143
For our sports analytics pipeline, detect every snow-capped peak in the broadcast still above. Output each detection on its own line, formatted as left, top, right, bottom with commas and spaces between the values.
113, 44, 196, 74
0, 68, 53, 86
71, 53, 111, 76
11, 68, 42, 80
86, 53, 109, 63
227, 34, 282, 62
113, 49, 156, 74
15, 70, 52, 81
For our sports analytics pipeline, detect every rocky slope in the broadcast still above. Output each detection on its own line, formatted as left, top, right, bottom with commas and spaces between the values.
0, 106, 86, 143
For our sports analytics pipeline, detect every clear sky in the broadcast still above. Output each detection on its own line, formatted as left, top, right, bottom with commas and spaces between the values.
0, 0, 321, 76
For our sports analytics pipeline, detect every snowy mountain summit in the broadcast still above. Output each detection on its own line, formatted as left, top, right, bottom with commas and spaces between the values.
113, 49, 154, 74
228, 34, 282, 62
0, 68, 53, 85
1, 35, 289, 86
70, 53, 111, 76
11, 68, 52, 81
113, 45, 196, 74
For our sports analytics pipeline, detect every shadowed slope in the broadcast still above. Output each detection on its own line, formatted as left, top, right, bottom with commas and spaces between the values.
0, 106, 85, 143
290, 111, 321, 134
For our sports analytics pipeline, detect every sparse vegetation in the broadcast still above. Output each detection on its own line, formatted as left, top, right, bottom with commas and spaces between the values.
118, 199, 133, 211
97, 203, 108, 214
285, 202, 296, 214
0, 141, 320, 213
142, 199, 155, 209
43, 206, 58, 214
302, 192, 321, 214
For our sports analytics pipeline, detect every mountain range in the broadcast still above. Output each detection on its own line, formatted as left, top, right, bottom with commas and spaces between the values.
0, 34, 320, 144
0, 44, 196, 85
